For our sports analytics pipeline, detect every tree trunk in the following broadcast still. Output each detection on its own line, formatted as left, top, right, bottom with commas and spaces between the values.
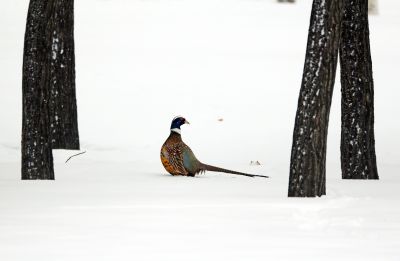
339, 0, 378, 179
47, 0, 80, 150
22, 0, 79, 180
288, 0, 342, 197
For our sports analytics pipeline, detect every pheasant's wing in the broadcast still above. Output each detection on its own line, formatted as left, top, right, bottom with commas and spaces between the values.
161, 143, 189, 175
182, 143, 202, 175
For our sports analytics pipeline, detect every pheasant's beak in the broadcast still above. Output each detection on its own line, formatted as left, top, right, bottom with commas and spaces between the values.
185, 119, 190, 125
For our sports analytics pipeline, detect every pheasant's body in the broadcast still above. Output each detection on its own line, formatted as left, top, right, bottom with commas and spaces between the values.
160, 132, 200, 176
160, 117, 269, 178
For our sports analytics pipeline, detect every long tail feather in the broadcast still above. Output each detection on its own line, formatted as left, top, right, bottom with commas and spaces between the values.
200, 164, 269, 178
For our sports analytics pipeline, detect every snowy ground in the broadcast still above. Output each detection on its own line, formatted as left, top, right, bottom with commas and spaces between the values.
1, 0, 400, 260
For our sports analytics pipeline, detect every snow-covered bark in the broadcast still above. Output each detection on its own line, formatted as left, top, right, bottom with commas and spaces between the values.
47, 0, 79, 150
339, 0, 378, 179
289, 0, 343, 197
22, 0, 79, 180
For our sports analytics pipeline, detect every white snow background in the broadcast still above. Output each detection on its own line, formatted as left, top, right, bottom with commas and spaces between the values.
1, 0, 400, 260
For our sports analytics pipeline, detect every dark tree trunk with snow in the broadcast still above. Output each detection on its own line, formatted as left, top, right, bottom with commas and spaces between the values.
288, 0, 342, 197
339, 0, 378, 179
22, 0, 79, 180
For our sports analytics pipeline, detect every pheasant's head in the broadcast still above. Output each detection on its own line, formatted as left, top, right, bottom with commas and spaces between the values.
170, 116, 189, 134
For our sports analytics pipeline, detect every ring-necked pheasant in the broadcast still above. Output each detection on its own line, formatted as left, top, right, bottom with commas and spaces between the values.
160, 116, 269, 178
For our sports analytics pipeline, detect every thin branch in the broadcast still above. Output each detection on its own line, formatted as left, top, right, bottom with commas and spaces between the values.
65, 151, 86, 163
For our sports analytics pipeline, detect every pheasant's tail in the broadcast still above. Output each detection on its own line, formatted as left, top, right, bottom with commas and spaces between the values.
200, 163, 269, 178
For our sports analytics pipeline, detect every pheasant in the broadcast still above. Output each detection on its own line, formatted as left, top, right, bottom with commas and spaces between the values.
160, 116, 269, 178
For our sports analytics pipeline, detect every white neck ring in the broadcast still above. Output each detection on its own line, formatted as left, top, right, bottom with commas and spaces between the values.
171, 128, 181, 134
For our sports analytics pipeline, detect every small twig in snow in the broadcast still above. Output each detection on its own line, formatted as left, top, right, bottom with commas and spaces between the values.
65, 151, 86, 163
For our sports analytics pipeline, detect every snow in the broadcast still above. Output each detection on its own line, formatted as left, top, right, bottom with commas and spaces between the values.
1, 0, 400, 260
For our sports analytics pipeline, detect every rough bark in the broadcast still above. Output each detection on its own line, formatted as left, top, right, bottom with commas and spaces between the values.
47, 0, 80, 150
339, 0, 378, 179
288, 0, 342, 197
22, 0, 79, 180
